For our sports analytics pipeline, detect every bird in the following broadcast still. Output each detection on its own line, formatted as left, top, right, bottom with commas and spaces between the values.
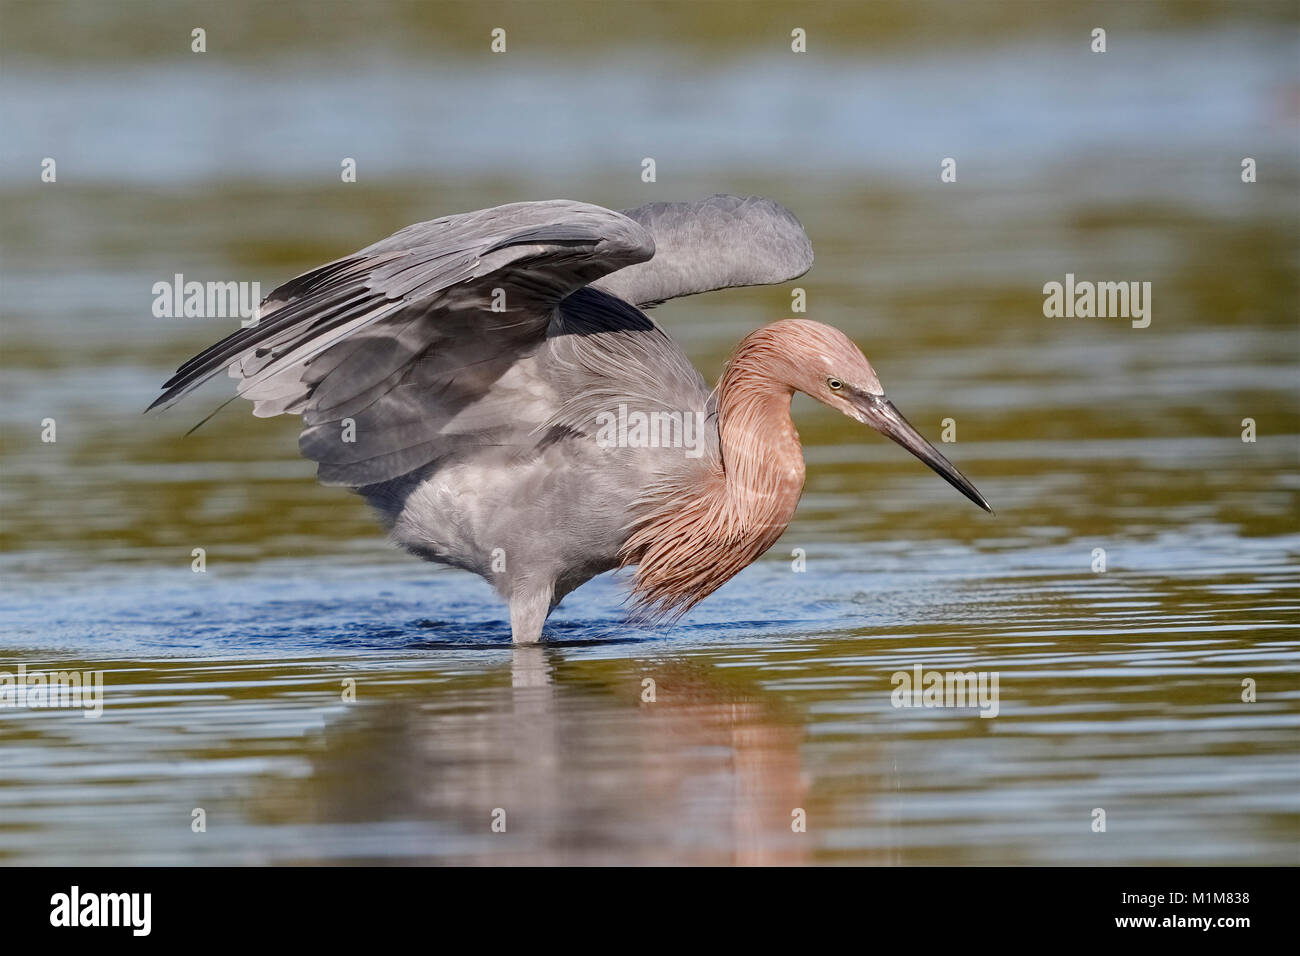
150, 194, 991, 643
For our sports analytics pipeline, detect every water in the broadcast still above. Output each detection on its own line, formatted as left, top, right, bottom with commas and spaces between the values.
1, 4, 1298, 864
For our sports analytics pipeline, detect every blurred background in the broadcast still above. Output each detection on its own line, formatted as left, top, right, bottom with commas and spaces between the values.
1, 0, 1297, 865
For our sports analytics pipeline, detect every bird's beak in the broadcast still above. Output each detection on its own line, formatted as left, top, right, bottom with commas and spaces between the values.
850, 390, 993, 514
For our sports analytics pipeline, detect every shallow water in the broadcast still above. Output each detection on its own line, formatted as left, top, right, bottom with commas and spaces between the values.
2, 5, 1298, 864
2, 533, 1297, 864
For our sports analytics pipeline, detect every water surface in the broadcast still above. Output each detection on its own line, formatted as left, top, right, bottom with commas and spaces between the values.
1, 6, 1297, 865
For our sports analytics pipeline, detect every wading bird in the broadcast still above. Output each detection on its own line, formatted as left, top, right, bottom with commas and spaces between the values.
151, 195, 991, 642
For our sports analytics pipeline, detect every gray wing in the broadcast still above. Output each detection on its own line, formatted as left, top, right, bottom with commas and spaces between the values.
150, 200, 654, 486
590, 194, 814, 308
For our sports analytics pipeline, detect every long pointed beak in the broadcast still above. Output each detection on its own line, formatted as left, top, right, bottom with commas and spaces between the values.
851, 391, 993, 514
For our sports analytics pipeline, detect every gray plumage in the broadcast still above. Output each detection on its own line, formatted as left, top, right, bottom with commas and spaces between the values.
592, 195, 813, 307
151, 194, 814, 641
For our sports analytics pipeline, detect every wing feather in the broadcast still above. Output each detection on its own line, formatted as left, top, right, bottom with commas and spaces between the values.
591, 194, 813, 308
150, 200, 653, 486
150, 200, 653, 411
151, 195, 811, 491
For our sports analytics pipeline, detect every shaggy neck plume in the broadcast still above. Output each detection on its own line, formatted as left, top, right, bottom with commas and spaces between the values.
621, 327, 807, 619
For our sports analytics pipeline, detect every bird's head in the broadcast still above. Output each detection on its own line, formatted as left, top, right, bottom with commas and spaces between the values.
758, 319, 992, 514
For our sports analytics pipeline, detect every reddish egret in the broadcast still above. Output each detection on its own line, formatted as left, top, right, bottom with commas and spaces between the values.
152, 195, 990, 642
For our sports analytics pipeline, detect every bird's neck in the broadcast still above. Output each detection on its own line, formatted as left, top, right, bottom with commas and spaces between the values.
617, 350, 806, 620
715, 358, 807, 525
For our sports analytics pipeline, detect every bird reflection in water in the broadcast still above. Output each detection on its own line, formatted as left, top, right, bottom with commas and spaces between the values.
268, 648, 855, 865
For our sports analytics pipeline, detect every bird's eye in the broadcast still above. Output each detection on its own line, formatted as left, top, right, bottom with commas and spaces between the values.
827, 378, 843, 391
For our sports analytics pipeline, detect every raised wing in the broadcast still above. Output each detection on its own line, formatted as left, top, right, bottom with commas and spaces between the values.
591, 194, 814, 308
149, 200, 654, 486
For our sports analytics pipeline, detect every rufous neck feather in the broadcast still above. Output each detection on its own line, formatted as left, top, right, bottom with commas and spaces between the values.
620, 337, 806, 620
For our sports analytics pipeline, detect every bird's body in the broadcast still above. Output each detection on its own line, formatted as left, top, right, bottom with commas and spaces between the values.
358, 285, 718, 639
152, 195, 989, 642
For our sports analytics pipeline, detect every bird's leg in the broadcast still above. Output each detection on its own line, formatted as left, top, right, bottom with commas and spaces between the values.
508, 582, 554, 644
